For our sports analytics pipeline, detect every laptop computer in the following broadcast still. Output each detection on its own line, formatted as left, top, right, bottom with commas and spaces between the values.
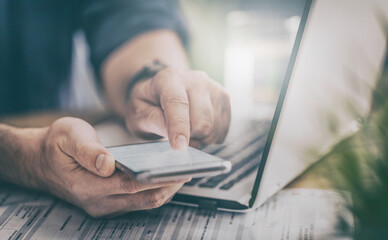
172, 0, 387, 212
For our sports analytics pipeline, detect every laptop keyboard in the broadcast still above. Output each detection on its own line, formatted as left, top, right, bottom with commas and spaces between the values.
219, 162, 260, 190
198, 145, 265, 188
184, 119, 270, 190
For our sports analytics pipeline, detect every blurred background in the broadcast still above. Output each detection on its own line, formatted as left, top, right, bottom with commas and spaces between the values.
68, 0, 306, 120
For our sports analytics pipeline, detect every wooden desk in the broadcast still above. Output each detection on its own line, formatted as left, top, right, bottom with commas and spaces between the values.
0, 111, 110, 128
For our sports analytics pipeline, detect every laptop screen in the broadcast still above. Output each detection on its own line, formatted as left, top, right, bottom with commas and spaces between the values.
250, 0, 387, 207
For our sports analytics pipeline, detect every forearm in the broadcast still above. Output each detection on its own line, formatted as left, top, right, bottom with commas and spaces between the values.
102, 30, 189, 117
0, 124, 46, 189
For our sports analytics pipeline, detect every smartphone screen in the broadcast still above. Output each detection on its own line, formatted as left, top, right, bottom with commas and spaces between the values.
108, 141, 231, 182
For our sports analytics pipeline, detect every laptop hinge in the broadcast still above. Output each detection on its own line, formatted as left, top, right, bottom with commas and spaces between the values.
198, 200, 218, 210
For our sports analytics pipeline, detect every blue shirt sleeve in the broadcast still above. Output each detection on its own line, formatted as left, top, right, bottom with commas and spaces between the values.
80, 0, 189, 80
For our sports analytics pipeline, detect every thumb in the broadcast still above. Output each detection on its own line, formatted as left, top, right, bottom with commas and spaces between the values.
56, 118, 115, 177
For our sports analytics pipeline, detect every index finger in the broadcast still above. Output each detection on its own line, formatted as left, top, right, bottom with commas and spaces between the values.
153, 69, 190, 150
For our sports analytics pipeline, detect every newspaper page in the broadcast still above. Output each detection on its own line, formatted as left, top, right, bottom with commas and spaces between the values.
0, 185, 353, 240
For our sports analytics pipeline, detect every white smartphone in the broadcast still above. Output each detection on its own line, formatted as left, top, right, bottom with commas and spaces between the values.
108, 141, 231, 183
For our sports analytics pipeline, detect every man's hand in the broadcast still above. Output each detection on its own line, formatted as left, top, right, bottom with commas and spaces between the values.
125, 68, 231, 150
12, 117, 188, 217
102, 30, 231, 150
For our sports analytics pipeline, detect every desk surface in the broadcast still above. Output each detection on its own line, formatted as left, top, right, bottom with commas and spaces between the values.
0, 185, 351, 239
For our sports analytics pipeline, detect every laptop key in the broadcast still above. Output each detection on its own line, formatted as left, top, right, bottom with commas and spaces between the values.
217, 132, 267, 160
185, 120, 270, 188
219, 163, 260, 190
184, 133, 262, 187
198, 147, 264, 188
184, 177, 203, 186
202, 121, 261, 152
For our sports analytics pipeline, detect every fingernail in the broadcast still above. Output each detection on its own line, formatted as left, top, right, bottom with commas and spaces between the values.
95, 154, 111, 175
175, 135, 188, 150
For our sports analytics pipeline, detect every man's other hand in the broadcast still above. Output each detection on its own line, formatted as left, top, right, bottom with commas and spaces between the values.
125, 68, 231, 150
33, 117, 188, 217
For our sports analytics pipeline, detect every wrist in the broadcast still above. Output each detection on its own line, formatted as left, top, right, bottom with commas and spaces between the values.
125, 60, 167, 103
0, 124, 48, 190
19, 127, 49, 191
